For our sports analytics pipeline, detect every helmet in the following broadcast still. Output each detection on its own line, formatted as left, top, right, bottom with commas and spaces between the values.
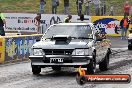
68, 15, 72, 19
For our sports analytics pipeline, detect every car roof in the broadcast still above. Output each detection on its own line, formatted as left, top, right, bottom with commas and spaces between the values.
53, 22, 94, 26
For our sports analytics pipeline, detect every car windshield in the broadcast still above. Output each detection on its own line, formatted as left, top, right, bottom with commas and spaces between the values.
43, 24, 93, 39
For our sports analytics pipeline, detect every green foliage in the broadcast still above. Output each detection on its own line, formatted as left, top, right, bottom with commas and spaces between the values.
0, 0, 131, 15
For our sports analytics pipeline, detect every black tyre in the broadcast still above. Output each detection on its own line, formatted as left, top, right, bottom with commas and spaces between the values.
99, 52, 110, 71
128, 44, 132, 50
87, 53, 96, 74
32, 65, 41, 75
52, 66, 61, 71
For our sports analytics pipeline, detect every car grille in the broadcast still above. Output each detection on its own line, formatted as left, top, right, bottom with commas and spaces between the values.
43, 49, 74, 55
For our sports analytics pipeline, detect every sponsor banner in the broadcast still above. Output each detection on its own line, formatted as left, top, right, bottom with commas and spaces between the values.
91, 16, 124, 36
4, 35, 42, 62
76, 66, 131, 85
4, 13, 91, 33
5, 13, 131, 36
0, 37, 5, 63
5, 13, 37, 32
76, 74, 131, 85
40, 14, 91, 33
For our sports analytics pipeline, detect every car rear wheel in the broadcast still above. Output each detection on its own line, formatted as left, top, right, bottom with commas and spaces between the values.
87, 53, 96, 74
99, 52, 110, 71
52, 66, 61, 71
32, 65, 41, 75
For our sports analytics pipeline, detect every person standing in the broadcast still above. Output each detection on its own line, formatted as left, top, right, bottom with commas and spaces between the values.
92, 0, 101, 16
0, 12, 6, 36
34, 13, 41, 34
109, 6, 114, 16
101, 3, 104, 16
130, 15, 132, 24
84, 0, 91, 15
51, 0, 59, 14
104, 1, 106, 15
64, 0, 69, 14
101, 1, 106, 16
124, 1, 131, 16
40, 0, 46, 14
130, 6, 132, 16
120, 15, 130, 39
76, 0, 83, 16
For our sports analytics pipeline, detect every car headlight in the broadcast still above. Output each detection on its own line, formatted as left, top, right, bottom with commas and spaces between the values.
72, 49, 89, 55
33, 49, 45, 55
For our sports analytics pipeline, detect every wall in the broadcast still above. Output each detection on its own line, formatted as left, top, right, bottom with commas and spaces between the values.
0, 35, 42, 64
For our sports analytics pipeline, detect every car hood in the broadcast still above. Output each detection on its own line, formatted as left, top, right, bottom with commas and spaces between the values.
32, 39, 91, 49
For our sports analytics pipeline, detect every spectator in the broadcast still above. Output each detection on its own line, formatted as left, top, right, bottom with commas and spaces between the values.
34, 13, 41, 34
79, 14, 84, 21
130, 6, 132, 16
120, 15, 130, 39
92, 0, 101, 16
114, 25, 119, 34
51, 0, 59, 14
64, 14, 72, 23
76, 0, 78, 15
109, 6, 114, 16
124, 1, 131, 16
130, 15, 132, 24
84, 0, 91, 15
40, 0, 46, 14
64, 0, 69, 14
76, 0, 83, 16
0, 12, 6, 36
101, 4, 104, 16
104, 1, 106, 15
101, 1, 106, 16
120, 17, 124, 30
127, 16, 131, 30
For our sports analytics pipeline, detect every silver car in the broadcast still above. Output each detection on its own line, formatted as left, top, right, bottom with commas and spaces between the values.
29, 23, 111, 75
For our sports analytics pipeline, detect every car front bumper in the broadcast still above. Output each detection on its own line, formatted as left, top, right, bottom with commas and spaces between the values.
29, 55, 93, 67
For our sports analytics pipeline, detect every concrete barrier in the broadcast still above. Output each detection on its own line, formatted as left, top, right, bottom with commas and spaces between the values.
0, 34, 43, 64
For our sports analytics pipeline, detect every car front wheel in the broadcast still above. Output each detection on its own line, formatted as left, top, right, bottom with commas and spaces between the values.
32, 65, 41, 75
87, 53, 96, 74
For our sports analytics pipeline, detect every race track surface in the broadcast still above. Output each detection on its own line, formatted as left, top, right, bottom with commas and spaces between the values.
0, 37, 132, 88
